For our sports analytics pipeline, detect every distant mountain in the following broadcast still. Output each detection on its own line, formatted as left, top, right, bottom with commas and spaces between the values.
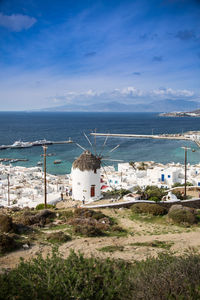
41, 99, 200, 112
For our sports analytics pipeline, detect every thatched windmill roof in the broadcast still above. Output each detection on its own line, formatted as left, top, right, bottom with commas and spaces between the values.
72, 150, 101, 171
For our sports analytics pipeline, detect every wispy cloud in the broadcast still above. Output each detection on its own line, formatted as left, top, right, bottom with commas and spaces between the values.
132, 72, 141, 75
0, 13, 36, 31
151, 87, 194, 98
84, 52, 97, 57
175, 30, 196, 40
152, 56, 163, 62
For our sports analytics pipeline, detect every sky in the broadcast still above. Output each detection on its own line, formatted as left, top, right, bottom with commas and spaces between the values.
0, 0, 199, 110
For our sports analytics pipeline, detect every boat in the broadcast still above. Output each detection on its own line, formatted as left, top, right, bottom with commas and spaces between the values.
0, 145, 8, 150
10, 159, 18, 163
54, 160, 62, 164
37, 161, 43, 166
32, 139, 53, 146
11, 141, 33, 148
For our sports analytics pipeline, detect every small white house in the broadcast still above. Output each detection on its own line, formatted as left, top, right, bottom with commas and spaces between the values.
71, 150, 101, 202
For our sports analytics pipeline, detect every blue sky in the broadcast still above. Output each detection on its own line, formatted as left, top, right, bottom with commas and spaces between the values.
0, 0, 199, 110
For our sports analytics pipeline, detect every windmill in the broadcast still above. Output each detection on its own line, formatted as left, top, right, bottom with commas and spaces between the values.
71, 131, 122, 202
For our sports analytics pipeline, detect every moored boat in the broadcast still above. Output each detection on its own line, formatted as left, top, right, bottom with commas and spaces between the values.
54, 160, 62, 164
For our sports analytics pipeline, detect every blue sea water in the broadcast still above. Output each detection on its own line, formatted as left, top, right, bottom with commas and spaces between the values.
0, 112, 200, 175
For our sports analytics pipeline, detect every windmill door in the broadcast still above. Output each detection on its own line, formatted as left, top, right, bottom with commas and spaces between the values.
91, 185, 95, 197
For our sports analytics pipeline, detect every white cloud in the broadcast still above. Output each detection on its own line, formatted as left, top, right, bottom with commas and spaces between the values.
121, 86, 143, 96
0, 13, 37, 32
56, 86, 196, 106
152, 87, 194, 98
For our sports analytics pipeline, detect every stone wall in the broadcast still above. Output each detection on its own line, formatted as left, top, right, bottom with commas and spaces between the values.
86, 198, 200, 209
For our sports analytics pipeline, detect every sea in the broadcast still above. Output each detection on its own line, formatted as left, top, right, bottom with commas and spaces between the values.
0, 112, 200, 175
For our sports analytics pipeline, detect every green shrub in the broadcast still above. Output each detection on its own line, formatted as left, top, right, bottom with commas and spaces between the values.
172, 182, 194, 188
60, 210, 74, 220
103, 189, 131, 198
148, 196, 160, 203
74, 208, 107, 220
172, 190, 185, 200
0, 214, 13, 233
0, 233, 21, 254
131, 203, 167, 216
74, 224, 104, 237
168, 209, 197, 225
0, 251, 200, 299
130, 240, 174, 250
98, 245, 124, 252
35, 203, 55, 210
46, 231, 71, 244
111, 225, 126, 232
15, 210, 55, 227
145, 185, 166, 201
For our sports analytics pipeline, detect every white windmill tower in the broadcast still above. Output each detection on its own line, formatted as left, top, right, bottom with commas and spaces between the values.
71, 132, 120, 202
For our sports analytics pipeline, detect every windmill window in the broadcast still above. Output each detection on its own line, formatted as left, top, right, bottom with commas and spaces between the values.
94, 169, 97, 174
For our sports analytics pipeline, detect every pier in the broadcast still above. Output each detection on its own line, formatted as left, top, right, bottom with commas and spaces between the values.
50, 140, 73, 145
90, 132, 191, 141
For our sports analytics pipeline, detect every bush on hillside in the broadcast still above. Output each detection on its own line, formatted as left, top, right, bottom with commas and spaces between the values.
0, 214, 13, 233
15, 210, 56, 227
0, 250, 200, 299
35, 203, 55, 210
46, 231, 71, 244
0, 233, 21, 254
168, 208, 198, 225
73, 224, 104, 237
74, 208, 107, 220
131, 203, 167, 216
59, 210, 74, 221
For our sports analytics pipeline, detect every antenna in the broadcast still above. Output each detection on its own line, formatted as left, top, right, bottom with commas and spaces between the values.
109, 144, 120, 153
76, 143, 87, 152
94, 128, 97, 156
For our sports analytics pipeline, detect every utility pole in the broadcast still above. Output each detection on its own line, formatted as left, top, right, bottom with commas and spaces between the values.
42, 145, 48, 208
94, 128, 97, 156
7, 173, 10, 206
181, 146, 191, 199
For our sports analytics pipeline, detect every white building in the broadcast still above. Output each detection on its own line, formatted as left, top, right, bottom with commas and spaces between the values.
71, 150, 101, 202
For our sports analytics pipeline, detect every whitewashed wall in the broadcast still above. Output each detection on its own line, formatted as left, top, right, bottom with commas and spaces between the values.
72, 168, 101, 201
